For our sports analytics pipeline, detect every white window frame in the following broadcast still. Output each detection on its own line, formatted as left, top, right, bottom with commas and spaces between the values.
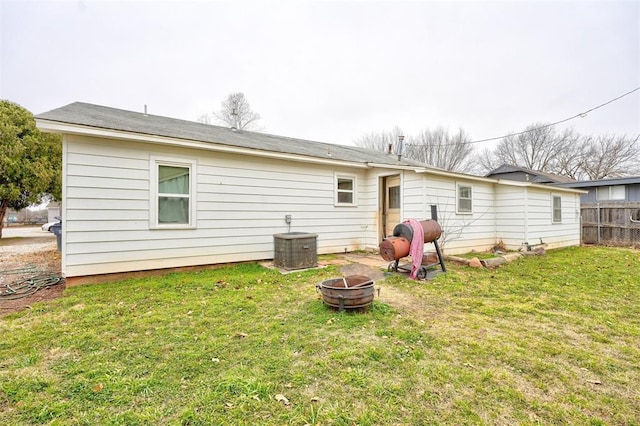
552, 194, 562, 223
149, 155, 197, 229
456, 183, 473, 214
335, 173, 357, 206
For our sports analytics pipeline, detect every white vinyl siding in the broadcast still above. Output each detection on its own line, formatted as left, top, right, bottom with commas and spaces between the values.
60, 135, 582, 278
62, 136, 373, 277
402, 173, 496, 255
494, 185, 528, 249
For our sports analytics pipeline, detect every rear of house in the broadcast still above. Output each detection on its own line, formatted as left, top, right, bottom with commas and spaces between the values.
36, 103, 584, 281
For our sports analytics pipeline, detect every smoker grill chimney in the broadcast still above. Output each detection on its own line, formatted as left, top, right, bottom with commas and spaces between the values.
397, 135, 405, 161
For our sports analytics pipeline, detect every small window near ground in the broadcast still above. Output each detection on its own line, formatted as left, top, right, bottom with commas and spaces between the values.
150, 156, 197, 228
552, 194, 562, 223
335, 174, 357, 206
457, 183, 472, 214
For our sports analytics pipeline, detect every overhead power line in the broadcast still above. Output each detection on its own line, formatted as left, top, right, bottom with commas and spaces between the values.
464, 86, 640, 145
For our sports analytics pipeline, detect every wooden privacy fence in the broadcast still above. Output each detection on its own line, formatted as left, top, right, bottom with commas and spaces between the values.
581, 203, 640, 247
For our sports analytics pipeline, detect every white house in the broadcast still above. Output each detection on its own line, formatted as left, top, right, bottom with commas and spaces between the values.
36, 103, 584, 282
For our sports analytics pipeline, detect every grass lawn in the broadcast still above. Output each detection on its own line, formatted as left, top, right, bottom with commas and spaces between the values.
1, 246, 639, 425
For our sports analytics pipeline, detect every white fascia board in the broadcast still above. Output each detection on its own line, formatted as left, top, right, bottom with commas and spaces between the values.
380, 162, 588, 195
366, 163, 427, 172
36, 119, 369, 169
495, 179, 587, 194
411, 166, 497, 184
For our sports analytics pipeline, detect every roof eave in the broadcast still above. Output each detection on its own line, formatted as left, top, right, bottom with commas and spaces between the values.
36, 119, 370, 169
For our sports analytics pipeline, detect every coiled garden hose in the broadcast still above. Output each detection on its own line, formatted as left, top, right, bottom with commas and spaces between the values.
0, 265, 64, 300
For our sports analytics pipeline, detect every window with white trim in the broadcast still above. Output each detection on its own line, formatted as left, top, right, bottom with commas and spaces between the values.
552, 194, 562, 223
596, 185, 625, 201
150, 156, 197, 228
456, 183, 472, 214
335, 174, 356, 206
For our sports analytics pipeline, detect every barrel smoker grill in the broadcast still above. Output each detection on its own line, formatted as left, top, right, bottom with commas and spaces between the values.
379, 219, 446, 279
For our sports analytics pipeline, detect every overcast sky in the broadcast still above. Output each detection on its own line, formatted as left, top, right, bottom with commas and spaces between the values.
1, 0, 639, 150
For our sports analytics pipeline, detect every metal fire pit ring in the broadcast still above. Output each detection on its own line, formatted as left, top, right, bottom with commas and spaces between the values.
316, 275, 377, 311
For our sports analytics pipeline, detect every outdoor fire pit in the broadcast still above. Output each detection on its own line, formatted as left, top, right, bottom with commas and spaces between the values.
316, 275, 376, 311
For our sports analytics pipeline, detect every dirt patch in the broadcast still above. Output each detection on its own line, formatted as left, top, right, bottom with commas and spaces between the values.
0, 236, 55, 247
0, 244, 64, 317
377, 284, 436, 319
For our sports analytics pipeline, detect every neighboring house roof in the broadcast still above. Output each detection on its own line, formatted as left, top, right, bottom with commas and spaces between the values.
36, 102, 428, 168
555, 176, 640, 188
486, 164, 575, 184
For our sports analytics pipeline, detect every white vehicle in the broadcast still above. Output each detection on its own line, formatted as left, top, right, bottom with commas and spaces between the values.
42, 220, 60, 231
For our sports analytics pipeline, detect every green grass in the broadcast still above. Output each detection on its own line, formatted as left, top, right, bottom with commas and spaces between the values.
1, 246, 639, 425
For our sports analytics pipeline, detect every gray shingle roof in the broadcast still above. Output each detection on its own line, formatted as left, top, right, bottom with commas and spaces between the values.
486, 164, 575, 184
555, 176, 640, 188
36, 102, 427, 168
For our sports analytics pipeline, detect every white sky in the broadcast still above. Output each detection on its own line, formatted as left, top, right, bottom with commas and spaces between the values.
1, 0, 639, 150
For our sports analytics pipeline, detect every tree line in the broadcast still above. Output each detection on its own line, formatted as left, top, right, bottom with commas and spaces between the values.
354, 123, 640, 179
203, 92, 640, 180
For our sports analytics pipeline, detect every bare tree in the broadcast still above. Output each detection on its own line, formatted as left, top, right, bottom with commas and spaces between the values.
478, 123, 640, 179
551, 130, 587, 179
353, 126, 405, 153
200, 92, 262, 130
353, 126, 476, 173
196, 113, 212, 125
582, 134, 640, 179
404, 127, 474, 173
477, 146, 503, 174
489, 124, 576, 172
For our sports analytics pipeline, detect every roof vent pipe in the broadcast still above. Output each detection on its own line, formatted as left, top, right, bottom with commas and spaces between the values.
144, 104, 147, 116
397, 135, 405, 161
231, 108, 238, 131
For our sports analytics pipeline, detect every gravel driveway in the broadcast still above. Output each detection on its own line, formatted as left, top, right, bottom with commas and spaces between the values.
0, 226, 56, 255
1, 226, 62, 316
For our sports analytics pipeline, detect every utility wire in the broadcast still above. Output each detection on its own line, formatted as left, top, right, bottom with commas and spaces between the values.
406, 86, 640, 147
466, 86, 640, 145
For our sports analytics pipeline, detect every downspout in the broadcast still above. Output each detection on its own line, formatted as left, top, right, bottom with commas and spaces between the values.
422, 173, 427, 219
400, 170, 405, 221
493, 183, 498, 245
61, 135, 68, 277
523, 187, 529, 248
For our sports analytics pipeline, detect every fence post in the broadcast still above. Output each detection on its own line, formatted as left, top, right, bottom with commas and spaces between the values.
596, 203, 601, 244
